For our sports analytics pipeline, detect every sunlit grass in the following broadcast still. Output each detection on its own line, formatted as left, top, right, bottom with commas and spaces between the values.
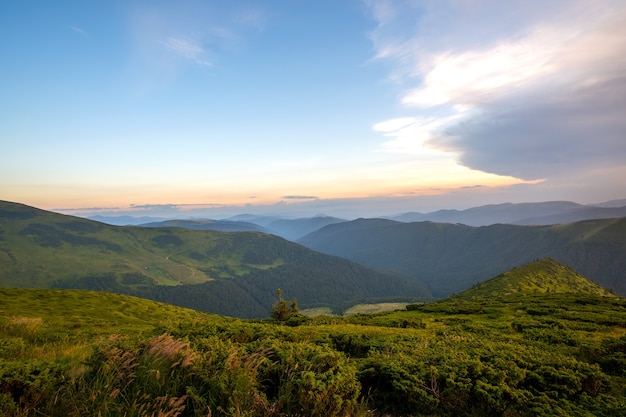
344, 302, 410, 315
300, 306, 334, 317
1, 287, 625, 416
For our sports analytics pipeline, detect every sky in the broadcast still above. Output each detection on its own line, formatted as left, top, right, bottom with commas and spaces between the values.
1, 0, 625, 219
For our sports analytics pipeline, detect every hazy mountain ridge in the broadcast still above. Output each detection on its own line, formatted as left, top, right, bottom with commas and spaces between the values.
0, 201, 429, 317
514, 205, 626, 225
159, 214, 348, 241
140, 219, 269, 233
298, 217, 626, 297
264, 216, 346, 241
88, 215, 168, 226
86, 199, 626, 238
389, 200, 626, 226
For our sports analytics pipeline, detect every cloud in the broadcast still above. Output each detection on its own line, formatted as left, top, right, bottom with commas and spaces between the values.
373, 116, 457, 156
439, 75, 626, 179
235, 7, 269, 31
400, 27, 565, 108
68, 25, 87, 36
366, 0, 626, 181
53, 206, 119, 212
281, 195, 319, 200
129, 2, 267, 77
372, 117, 416, 133
161, 37, 211, 66
130, 203, 180, 210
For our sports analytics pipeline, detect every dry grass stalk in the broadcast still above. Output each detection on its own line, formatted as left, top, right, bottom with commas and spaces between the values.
144, 333, 196, 368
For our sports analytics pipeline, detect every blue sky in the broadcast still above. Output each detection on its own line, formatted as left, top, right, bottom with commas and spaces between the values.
1, 0, 625, 218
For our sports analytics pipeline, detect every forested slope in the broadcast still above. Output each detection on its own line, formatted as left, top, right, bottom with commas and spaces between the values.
0, 201, 430, 317
299, 217, 626, 297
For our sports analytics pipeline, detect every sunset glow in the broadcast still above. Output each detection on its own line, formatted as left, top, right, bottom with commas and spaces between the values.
2, 0, 624, 218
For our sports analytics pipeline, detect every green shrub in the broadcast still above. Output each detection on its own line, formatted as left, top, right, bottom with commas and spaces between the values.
0, 360, 67, 416
69, 334, 194, 417
186, 335, 272, 417
259, 340, 362, 417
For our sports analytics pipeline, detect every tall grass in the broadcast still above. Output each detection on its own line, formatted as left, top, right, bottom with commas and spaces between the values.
2, 288, 625, 416
67, 334, 193, 417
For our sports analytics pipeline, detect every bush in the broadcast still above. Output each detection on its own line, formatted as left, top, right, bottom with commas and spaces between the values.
0, 360, 67, 416
259, 340, 362, 417
70, 334, 192, 417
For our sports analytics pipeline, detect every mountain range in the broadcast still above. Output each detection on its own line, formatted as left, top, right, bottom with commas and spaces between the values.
140, 215, 346, 241
387, 200, 626, 226
87, 200, 626, 237
298, 217, 626, 297
3, 199, 626, 317
0, 200, 428, 317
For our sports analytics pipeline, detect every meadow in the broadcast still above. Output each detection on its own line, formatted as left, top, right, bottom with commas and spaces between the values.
1, 284, 625, 416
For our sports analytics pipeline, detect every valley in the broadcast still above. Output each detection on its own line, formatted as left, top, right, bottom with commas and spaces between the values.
1, 199, 625, 415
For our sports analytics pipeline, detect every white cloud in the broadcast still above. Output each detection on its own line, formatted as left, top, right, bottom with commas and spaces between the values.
374, 117, 450, 156
401, 28, 567, 108
161, 37, 211, 66
68, 25, 87, 36
129, 2, 268, 77
366, 0, 626, 183
372, 117, 416, 133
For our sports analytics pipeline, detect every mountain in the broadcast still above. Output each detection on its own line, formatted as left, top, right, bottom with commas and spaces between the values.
264, 216, 346, 241
140, 219, 268, 233
390, 201, 583, 225
141, 215, 347, 241
222, 214, 347, 241
390, 200, 626, 226
0, 200, 431, 317
454, 258, 615, 299
592, 198, 626, 208
514, 206, 626, 225
224, 213, 284, 227
88, 215, 168, 225
298, 217, 626, 297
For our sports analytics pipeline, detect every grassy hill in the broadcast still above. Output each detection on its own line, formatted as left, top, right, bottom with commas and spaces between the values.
454, 258, 616, 299
298, 217, 626, 297
2, 264, 625, 416
0, 201, 430, 317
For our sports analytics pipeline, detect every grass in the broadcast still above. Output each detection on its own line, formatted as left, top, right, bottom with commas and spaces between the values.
300, 306, 334, 317
0, 288, 210, 342
344, 302, 410, 315
454, 258, 616, 299
1, 288, 626, 416
0, 201, 288, 289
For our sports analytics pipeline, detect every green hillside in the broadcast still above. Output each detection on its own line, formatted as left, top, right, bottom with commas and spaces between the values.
455, 258, 616, 299
0, 201, 430, 317
2, 277, 625, 416
0, 288, 209, 339
299, 217, 626, 297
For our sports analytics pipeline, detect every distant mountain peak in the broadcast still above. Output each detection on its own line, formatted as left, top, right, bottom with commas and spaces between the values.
455, 258, 615, 299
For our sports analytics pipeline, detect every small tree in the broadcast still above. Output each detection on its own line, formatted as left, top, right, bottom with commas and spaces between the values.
271, 288, 300, 321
